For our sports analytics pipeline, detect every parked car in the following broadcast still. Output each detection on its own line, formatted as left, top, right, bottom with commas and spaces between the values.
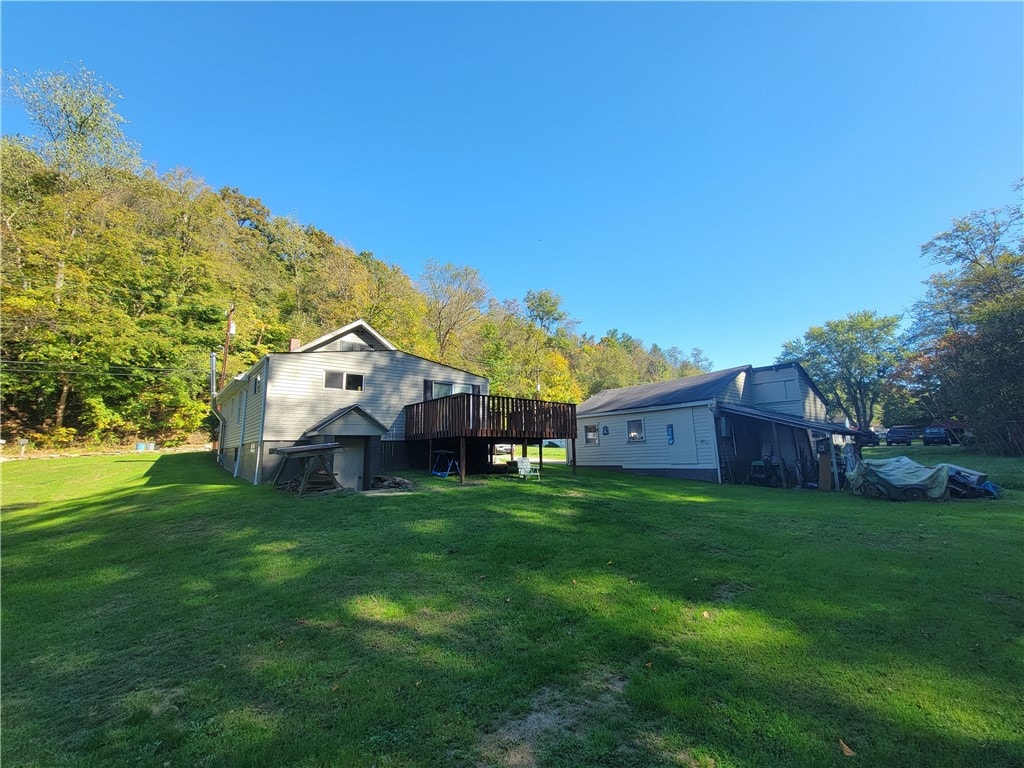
923, 427, 954, 446
856, 429, 880, 447
885, 427, 914, 446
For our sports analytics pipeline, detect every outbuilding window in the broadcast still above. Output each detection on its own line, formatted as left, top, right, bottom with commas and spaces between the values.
627, 419, 645, 443
584, 424, 600, 445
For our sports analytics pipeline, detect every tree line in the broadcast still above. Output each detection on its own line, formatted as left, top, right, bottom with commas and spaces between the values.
3, 66, 1019, 455
0, 66, 711, 447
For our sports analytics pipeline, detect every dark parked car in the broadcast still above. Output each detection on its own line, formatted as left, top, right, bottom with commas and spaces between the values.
886, 427, 914, 446
923, 427, 954, 446
856, 429, 880, 447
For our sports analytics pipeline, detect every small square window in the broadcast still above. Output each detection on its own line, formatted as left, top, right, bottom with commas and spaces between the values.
627, 419, 645, 442
325, 371, 344, 389
584, 424, 600, 445
345, 374, 364, 391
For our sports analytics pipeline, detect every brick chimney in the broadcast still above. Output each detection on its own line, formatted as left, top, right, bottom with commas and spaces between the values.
289, 338, 301, 352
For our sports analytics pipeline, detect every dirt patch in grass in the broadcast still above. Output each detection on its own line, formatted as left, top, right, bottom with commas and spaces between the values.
477, 672, 628, 767
711, 581, 753, 603
638, 733, 717, 768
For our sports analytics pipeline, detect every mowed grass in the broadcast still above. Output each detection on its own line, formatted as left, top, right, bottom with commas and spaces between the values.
2, 449, 1022, 768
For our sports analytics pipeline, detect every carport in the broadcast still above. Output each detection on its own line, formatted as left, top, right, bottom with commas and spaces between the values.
716, 403, 861, 491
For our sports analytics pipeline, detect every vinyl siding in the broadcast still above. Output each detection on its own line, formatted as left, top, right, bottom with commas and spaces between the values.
575, 404, 717, 470
262, 350, 487, 441
749, 366, 827, 419
217, 359, 268, 450
719, 369, 750, 406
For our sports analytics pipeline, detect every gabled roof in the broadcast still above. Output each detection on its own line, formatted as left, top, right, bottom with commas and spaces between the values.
292, 319, 396, 353
303, 405, 389, 436
577, 365, 750, 416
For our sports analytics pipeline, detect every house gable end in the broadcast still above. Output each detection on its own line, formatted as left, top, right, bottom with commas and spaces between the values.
292, 319, 397, 353
304, 405, 389, 437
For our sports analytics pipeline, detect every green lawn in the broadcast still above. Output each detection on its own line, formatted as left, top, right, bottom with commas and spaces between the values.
2, 450, 1022, 767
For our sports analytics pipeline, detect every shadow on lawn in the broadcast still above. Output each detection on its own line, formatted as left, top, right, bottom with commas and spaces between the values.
3, 454, 1021, 767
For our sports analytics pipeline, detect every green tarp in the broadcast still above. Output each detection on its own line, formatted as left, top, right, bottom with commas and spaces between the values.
846, 455, 989, 501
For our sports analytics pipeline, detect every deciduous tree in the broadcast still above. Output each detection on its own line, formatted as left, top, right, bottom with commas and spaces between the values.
778, 311, 903, 429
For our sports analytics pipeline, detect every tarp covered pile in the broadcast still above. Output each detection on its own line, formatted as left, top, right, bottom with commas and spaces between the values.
846, 454, 1001, 502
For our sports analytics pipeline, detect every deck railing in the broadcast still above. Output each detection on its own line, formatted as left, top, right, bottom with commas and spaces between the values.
405, 393, 577, 441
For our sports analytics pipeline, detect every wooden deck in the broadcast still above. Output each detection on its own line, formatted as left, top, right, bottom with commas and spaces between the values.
405, 393, 577, 442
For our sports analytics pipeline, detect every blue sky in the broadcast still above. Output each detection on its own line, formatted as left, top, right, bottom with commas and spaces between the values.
3, 1, 1021, 369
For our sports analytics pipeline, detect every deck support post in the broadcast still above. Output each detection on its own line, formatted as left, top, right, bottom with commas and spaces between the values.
571, 438, 577, 475
459, 437, 466, 483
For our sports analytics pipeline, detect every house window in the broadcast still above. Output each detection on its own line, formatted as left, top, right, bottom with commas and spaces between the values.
325, 371, 364, 391
428, 381, 475, 399
252, 374, 262, 395
584, 424, 600, 445
627, 419, 645, 442
325, 371, 345, 389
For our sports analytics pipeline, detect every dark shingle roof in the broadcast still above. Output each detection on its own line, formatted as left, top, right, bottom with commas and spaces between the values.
577, 365, 750, 416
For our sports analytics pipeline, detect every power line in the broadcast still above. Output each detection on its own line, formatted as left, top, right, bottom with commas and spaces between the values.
1, 359, 209, 373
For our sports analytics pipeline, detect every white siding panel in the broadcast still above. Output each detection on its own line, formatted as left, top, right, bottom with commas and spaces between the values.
719, 370, 750, 406
750, 366, 828, 420
263, 351, 487, 441
751, 368, 804, 417
576, 405, 717, 470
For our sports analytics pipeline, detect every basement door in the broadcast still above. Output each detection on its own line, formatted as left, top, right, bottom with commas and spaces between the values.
332, 439, 365, 490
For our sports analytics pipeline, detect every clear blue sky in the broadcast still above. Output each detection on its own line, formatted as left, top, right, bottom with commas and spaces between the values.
3, 1, 1021, 369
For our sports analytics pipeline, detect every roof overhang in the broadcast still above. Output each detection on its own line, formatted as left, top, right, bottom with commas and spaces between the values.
578, 399, 715, 419
717, 403, 861, 436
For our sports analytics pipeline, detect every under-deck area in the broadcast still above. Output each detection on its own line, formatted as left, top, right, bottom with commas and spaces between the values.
404, 393, 577, 481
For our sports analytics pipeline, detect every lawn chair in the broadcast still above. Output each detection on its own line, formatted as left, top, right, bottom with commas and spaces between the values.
515, 457, 540, 479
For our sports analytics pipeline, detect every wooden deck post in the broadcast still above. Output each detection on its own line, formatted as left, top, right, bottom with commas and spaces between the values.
459, 437, 466, 483
571, 438, 577, 475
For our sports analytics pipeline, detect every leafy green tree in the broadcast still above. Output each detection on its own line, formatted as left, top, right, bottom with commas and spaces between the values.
420, 260, 488, 365
524, 289, 570, 335
351, 252, 431, 355
5, 64, 141, 180
778, 311, 903, 429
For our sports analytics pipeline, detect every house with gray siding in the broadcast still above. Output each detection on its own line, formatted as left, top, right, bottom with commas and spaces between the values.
214, 319, 488, 488
575, 362, 857, 488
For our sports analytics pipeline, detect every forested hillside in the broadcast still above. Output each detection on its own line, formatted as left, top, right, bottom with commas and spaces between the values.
1, 67, 710, 447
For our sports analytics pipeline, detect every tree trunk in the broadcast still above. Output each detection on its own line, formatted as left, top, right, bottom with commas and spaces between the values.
54, 376, 72, 430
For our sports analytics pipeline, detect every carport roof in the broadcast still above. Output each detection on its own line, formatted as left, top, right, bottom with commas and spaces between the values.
717, 403, 861, 435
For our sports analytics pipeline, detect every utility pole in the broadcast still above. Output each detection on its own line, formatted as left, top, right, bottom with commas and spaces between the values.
218, 304, 236, 392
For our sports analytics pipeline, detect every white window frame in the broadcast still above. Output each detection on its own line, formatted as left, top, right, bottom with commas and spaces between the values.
324, 370, 365, 391
584, 424, 600, 445
626, 418, 646, 443
431, 381, 474, 399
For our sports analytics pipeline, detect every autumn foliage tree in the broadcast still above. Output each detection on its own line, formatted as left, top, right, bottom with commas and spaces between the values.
904, 183, 1024, 454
